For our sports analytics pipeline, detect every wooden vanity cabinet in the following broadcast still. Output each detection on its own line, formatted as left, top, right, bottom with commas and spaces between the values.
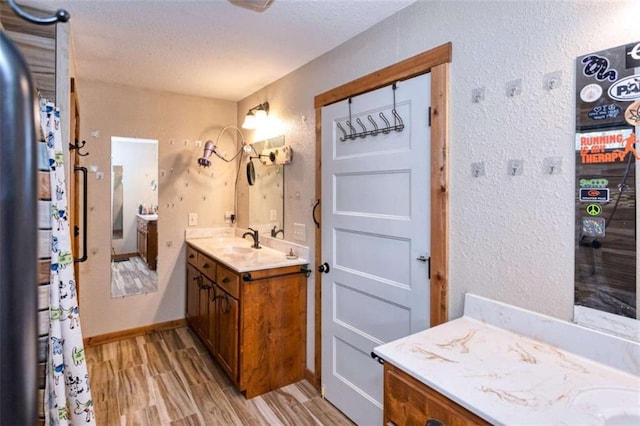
185, 244, 307, 398
384, 362, 490, 426
137, 217, 157, 270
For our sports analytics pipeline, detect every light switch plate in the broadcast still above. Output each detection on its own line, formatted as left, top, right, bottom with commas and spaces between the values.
293, 223, 306, 242
188, 212, 198, 226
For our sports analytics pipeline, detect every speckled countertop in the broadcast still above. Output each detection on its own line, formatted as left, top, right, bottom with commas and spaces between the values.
185, 228, 308, 273
374, 294, 640, 425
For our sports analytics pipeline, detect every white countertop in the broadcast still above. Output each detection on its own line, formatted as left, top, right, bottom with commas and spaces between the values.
186, 235, 308, 273
137, 213, 158, 221
374, 294, 640, 425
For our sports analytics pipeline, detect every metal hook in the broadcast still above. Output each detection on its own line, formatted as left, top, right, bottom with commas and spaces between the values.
69, 139, 89, 157
355, 117, 367, 138
346, 120, 357, 140
391, 109, 405, 132
336, 122, 348, 141
379, 112, 391, 134
367, 115, 379, 136
7, 0, 70, 25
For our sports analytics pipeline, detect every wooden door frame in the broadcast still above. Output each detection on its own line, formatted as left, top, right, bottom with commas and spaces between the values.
311, 42, 451, 389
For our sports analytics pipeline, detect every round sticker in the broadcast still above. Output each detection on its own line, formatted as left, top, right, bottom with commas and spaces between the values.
580, 84, 603, 103
586, 204, 602, 216
625, 100, 640, 126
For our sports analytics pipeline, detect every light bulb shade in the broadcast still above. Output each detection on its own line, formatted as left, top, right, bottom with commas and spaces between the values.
254, 109, 267, 120
242, 113, 257, 129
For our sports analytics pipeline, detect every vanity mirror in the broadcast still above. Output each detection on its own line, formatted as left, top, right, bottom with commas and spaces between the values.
574, 41, 639, 340
110, 136, 159, 298
245, 135, 285, 237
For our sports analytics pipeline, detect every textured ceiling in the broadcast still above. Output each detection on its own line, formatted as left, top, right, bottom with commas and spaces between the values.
19, 0, 417, 100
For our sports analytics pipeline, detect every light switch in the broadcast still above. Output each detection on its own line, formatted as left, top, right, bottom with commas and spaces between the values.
188, 212, 198, 226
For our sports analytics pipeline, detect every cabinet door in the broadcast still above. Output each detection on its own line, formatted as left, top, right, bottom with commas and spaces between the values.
186, 264, 200, 330
198, 275, 212, 343
137, 229, 143, 258
207, 284, 218, 353
384, 363, 489, 426
216, 289, 239, 382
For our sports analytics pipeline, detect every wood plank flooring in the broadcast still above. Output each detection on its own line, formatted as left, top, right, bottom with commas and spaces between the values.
87, 327, 353, 425
111, 256, 158, 298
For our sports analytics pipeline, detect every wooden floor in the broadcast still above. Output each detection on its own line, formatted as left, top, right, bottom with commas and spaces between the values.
87, 327, 353, 426
111, 256, 158, 298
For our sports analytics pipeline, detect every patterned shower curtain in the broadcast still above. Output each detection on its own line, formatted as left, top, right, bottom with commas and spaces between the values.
40, 100, 95, 425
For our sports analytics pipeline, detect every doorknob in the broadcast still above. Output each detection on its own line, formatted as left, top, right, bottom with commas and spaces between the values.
317, 262, 330, 274
416, 256, 428, 262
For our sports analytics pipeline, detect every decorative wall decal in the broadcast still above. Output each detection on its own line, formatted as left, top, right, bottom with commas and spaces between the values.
608, 75, 640, 101
624, 100, 640, 126
581, 54, 618, 82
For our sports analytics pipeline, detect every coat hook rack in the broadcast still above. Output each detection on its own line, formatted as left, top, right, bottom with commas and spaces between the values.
69, 139, 89, 156
337, 82, 405, 142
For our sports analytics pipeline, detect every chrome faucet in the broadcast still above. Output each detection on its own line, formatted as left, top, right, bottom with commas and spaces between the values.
242, 228, 261, 249
271, 226, 284, 239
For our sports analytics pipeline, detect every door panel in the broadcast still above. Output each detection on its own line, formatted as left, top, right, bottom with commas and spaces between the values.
321, 73, 431, 425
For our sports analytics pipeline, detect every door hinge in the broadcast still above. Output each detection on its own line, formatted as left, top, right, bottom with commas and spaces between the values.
428, 106, 432, 127
321, 385, 326, 399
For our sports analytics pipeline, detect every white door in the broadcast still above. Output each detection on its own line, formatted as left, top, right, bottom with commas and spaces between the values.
321, 73, 431, 425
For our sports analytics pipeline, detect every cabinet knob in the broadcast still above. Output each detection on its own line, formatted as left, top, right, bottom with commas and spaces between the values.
426, 420, 444, 426
203, 263, 210, 269
189, 254, 195, 259
222, 277, 230, 284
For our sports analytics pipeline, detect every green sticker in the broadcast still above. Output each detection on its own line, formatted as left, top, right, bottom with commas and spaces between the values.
586, 204, 602, 216
579, 178, 609, 188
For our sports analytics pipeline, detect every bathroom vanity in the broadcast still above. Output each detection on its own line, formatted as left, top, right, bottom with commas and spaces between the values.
374, 294, 640, 425
185, 234, 308, 398
136, 214, 157, 270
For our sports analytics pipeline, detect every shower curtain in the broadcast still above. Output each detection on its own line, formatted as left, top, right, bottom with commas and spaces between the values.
40, 100, 95, 425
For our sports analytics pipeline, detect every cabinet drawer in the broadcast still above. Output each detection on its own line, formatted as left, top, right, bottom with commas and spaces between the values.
186, 245, 198, 266
198, 253, 217, 281
216, 264, 239, 299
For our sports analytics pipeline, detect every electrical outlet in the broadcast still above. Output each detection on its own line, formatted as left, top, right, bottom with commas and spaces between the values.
188, 213, 198, 226
270, 209, 277, 221
293, 223, 306, 242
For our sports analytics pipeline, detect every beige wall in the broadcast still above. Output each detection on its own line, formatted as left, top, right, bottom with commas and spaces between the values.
237, 0, 640, 369
73, 0, 640, 370
77, 79, 237, 337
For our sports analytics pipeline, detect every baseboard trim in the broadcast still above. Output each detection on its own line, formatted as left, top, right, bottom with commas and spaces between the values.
83, 318, 187, 347
304, 368, 320, 391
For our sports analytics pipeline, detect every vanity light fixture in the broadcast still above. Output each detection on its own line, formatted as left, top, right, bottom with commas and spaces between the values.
242, 102, 270, 130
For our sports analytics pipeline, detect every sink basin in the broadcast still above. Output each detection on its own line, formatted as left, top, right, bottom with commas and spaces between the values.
571, 387, 640, 424
218, 246, 254, 255
605, 413, 640, 426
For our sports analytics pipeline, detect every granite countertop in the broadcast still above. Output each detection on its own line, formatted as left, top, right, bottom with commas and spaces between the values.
374, 294, 640, 425
186, 235, 308, 273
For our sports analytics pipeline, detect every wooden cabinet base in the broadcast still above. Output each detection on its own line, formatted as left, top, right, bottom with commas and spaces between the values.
384, 362, 489, 426
186, 244, 307, 399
